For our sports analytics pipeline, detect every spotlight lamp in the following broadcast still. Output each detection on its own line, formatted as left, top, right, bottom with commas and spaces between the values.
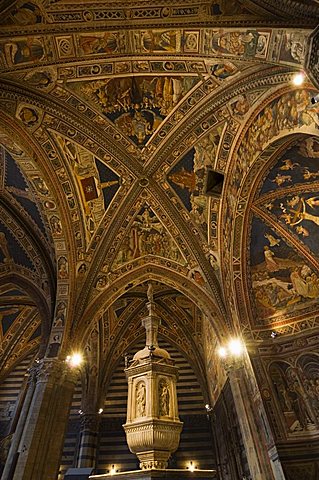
187, 461, 197, 472
109, 465, 118, 475
65, 352, 83, 368
217, 338, 245, 371
292, 72, 305, 86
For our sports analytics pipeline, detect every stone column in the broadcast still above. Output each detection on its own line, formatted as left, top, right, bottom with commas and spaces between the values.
1, 367, 37, 480
225, 353, 286, 480
77, 413, 100, 469
2, 358, 78, 480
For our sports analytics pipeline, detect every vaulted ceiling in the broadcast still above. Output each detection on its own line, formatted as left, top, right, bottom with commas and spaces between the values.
0, 0, 318, 401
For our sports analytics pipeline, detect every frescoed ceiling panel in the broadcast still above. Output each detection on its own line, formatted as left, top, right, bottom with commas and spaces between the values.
259, 142, 319, 195
52, 132, 121, 241
67, 75, 200, 146
95, 158, 121, 208
112, 205, 187, 271
3, 151, 48, 237
166, 125, 223, 240
0, 283, 41, 375
255, 139, 319, 259
266, 193, 319, 256
247, 137, 319, 327
0, 306, 21, 336
250, 215, 319, 324
0, 222, 35, 271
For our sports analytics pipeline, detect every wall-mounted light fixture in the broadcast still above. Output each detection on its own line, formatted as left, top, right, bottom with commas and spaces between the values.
217, 338, 245, 372
109, 465, 118, 475
65, 352, 83, 368
187, 461, 197, 472
292, 72, 305, 86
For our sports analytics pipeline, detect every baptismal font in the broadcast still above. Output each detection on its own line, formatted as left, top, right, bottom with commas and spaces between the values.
123, 282, 183, 469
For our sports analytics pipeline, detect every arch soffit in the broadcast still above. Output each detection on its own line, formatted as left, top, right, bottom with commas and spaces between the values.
100, 329, 211, 407
98, 296, 208, 385
0, 110, 81, 337
0, 272, 51, 336
72, 263, 228, 347
219, 82, 318, 289
235, 132, 319, 338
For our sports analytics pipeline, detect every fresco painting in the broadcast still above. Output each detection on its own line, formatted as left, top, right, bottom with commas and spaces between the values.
0, 223, 34, 270
168, 127, 222, 235
77, 32, 125, 55
53, 134, 120, 238
203, 315, 225, 404
71, 76, 199, 146
0, 3, 43, 25
261, 139, 319, 257
0, 306, 21, 336
278, 31, 308, 64
210, 61, 238, 80
209, 30, 270, 58
138, 30, 182, 53
112, 206, 186, 269
0, 134, 24, 157
250, 216, 319, 321
237, 90, 316, 177
4, 151, 47, 235
269, 357, 319, 435
0, 36, 48, 67
24, 68, 56, 89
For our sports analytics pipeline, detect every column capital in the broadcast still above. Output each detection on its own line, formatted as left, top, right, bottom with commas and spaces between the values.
220, 354, 245, 377
80, 413, 101, 431
34, 357, 79, 386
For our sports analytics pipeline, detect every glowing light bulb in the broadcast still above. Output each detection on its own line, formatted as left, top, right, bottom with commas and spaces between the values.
228, 339, 243, 356
292, 72, 305, 86
218, 346, 227, 358
67, 352, 83, 368
98, 408, 103, 414
110, 465, 116, 475
188, 462, 196, 472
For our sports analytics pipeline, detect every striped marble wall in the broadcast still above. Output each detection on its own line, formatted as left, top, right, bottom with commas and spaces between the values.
0, 352, 35, 434
0, 351, 35, 473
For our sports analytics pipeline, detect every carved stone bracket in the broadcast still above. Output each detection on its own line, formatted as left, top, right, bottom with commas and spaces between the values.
305, 25, 319, 90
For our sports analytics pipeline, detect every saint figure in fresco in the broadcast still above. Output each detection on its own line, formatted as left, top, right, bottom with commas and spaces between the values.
3, 38, 44, 65
263, 246, 278, 272
79, 33, 118, 55
0, 232, 12, 263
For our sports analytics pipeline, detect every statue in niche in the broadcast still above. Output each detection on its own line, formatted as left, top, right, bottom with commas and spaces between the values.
136, 382, 146, 417
159, 380, 169, 416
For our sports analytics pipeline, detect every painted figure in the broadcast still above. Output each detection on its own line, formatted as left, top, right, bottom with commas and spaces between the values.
0, 232, 12, 263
